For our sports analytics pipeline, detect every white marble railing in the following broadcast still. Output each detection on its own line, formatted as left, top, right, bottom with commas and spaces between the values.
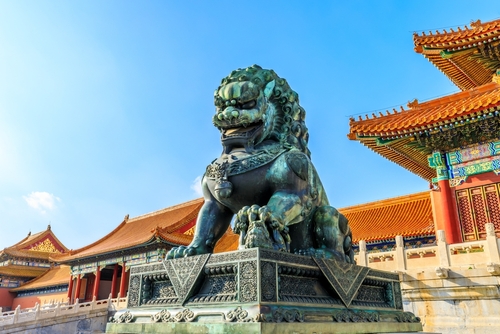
0, 294, 127, 327
355, 223, 500, 273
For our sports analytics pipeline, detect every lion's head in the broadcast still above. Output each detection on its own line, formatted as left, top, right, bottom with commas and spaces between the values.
213, 65, 310, 156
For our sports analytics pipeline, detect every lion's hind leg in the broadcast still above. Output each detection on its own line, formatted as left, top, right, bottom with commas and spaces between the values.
312, 206, 354, 263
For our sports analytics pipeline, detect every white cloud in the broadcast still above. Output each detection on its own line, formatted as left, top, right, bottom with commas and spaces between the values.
190, 176, 203, 197
23, 191, 60, 214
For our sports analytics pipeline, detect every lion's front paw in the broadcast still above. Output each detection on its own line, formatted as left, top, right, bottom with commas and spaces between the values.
166, 245, 207, 259
235, 204, 289, 252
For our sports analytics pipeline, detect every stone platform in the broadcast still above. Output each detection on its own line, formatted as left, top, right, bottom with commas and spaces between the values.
107, 248, 423, 333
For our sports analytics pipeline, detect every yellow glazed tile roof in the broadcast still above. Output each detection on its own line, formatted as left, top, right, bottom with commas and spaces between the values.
414, 19, 500, 51
339, 191, 434, 243
0, 265, 47, 278
10, 265, 70, 292
53, 198, 203, 262
213, 227, 239, 253
0, 226, 69, 261
349, 82, 500, 138
413, 19, 500, 90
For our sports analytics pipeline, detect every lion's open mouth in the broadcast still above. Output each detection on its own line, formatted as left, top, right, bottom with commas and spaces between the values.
221, 122, 263, 140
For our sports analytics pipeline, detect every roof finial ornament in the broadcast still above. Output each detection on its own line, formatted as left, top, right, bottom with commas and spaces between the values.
470, 19, 482, 29
28, 231, 31, 237
124, 214, 129, 222
407, 99, 419, 109
47, 224, 51, 231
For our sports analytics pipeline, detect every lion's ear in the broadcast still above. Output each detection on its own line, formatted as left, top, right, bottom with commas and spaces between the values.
264, 80, 275, 99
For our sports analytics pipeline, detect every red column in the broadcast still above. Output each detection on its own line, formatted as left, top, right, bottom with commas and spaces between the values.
111, 264, 118, 298
67, 276, 74, 302
92, 266, 101, 300
119, 263, 127, 298
438, 179, 462, 244
74, 275, 81, 301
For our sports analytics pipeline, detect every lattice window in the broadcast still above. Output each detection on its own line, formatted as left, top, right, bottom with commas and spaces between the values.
470, 187, 488, 238
456, 183, 500, 240
485, 185, 500, 230
456, 190, 476, 240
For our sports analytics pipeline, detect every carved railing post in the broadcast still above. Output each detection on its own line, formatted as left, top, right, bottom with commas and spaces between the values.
74, 298, 79, 314
55, 302, 61, 316
357, 240, 367, 266
13, 305, 20, 324
436, 230, 451, 267
395, 236, 406, 271
34, 303, 40, 321
485, 223, 500, 263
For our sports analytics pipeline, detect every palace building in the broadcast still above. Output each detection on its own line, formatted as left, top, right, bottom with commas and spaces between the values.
0, 225, 68, 310
348, 18, 500, 245
3, 18, 499, 317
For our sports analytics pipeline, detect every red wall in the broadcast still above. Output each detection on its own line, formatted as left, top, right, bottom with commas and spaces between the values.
0, 288, 15, 311
12, 292, 68, 309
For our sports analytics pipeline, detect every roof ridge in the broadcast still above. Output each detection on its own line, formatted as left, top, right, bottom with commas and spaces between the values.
339, 191, 430, 212
127, 198, 204, 223
413, 18, 500, 41
52, 220, 128, 259
164, 201, 203, 233
412, 82, 499, 109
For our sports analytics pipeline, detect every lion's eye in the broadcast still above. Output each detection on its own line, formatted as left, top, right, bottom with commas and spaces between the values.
241, 100, 256, 109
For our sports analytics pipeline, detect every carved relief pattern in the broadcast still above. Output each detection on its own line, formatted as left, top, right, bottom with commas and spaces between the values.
206, 147, 285, 179
164, 254, 210, 304
393, 282, 403, 309
332, 310, 380, 323
395, 312, 421, 323
271, 308, 304, 323
355, 285, 386, 303
190, 275, 237, 303
260, 249, 316, 266
239, 261, 257, 302
366, 270, 398, 281
111, 311, 134, 323
127, 275, 141, 307
261, 261, 276, 302
280, 276, 317, 297
29, 239, 61, 253
130, 263, 165, 274
313, 258, 370, 307
152, 281, 177, 301
207, 249, 258, 264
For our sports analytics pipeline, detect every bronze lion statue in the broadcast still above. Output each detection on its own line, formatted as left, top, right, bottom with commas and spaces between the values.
167, 65, 354, 263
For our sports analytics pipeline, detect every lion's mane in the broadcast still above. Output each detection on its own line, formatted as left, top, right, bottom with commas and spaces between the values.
214, 65, 310, 157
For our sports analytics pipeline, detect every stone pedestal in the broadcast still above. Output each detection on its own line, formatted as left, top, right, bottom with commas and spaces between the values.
107, 248, 423, 333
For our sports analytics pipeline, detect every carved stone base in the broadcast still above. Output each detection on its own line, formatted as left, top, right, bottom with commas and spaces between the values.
107, 248, 423, 333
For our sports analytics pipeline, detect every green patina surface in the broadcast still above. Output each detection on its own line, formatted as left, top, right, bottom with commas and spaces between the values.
107, 321, 423, 334
167, 65, 354, 263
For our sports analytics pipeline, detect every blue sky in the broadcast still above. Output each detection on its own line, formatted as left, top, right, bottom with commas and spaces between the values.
0, 1, 498, 250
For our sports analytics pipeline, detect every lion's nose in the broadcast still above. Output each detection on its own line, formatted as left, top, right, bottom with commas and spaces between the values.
219, 107, 239, 120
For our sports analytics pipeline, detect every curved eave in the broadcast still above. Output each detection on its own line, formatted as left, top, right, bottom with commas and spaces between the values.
51, 199, 203, 263
348, 83, 500, 138
357, 137, 435, 181
57, 232, 193, 264
340, 191, 435, 243
414, 19, 500, 51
